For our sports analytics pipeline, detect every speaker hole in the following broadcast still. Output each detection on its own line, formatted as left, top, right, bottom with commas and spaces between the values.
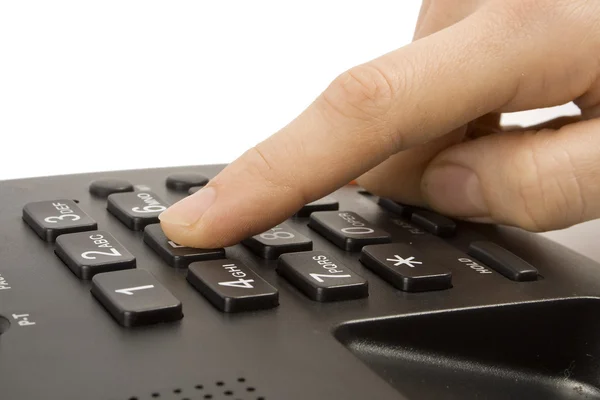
204, 395, 213, 399
237, 378, 246, 383
224, 390, 233, 396
151, 393, 160, 398
195, 384, 204, 390
173, 388, 182, 394
128, 397, 138, 400
257, 397, 266, 400
73, 199, 80, 203
247, 387, 256, 392
216, 381, 224, 386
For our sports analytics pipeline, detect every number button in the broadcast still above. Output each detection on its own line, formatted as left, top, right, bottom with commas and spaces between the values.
91, 269, 182, 327
308, 211, 391, 251
23, 200, 97, 242
294, 196, 339, 218
187, 259, 278, 312
107, 191, 170, 231
55, 231, 135, 280
277, 251, 368, 302
242, 223, 312, 259
143, 224, 225, 268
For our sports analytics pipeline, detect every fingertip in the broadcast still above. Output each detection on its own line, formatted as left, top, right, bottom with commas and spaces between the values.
159, 186, 217, 228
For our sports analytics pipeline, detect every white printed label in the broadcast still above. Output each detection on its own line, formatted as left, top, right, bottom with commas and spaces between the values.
12, 313, 35, 326
81, 233, 123, 259
458, 258, 493, 274
338, 213, 374, 235
218, 264, 255, 289
0, 273, 10, 290
44, 202, 81, 223
132, 193, 167, 213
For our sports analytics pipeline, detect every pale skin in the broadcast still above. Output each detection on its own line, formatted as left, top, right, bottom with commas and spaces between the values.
159, 0, 600, 248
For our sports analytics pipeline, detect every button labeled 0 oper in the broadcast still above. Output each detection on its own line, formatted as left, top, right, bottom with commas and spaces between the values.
308, 211, 391, 251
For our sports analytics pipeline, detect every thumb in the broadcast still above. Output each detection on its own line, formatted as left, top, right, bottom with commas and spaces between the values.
158, 5, 557, 248
421, 118, 600, 232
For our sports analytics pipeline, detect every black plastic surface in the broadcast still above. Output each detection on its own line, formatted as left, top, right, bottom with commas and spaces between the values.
143, 223, 225, 268
242, 223, 313, 259
277, 250, 368, 302
55, 230, 136, 279
3, 164, 600, 399
166, 172, 209, 191
89, 178, 134, 198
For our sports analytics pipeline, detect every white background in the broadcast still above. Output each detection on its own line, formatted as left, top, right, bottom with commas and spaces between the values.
0, 1, 578, 180
1, 1, 594, 258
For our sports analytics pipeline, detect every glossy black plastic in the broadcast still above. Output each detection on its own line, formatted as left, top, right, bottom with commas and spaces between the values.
3, 164, 600, 400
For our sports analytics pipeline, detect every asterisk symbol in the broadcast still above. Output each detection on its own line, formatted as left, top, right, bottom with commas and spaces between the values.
386, 254, 422, 268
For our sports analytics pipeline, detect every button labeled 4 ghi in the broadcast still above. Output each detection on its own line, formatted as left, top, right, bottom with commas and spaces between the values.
187, 259, 278, 313
278, 251, 368, 302
360, 243, 452, 292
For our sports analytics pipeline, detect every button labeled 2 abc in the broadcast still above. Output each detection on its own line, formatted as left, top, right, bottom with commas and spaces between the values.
55, 231, 135, 279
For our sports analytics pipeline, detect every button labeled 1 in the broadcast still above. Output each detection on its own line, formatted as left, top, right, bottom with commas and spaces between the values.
55, 231, 136, 280
278, 251, 368, 302
187, 259, 278, 312
91, 269, 182, 327
23, 200, 97, 242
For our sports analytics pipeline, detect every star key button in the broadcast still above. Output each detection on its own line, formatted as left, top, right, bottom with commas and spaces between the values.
359, 243, 452, 292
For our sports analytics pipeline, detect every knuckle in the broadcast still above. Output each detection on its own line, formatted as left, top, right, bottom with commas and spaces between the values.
322, 63, 396, 123
508, 133, 582, 231
320, 61, 411, 152
244, 145, 283, 188
243, 144, 309, 205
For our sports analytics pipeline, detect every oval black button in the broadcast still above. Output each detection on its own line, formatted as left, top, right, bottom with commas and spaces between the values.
166, 173, 209, 191
89, 178, 134, 198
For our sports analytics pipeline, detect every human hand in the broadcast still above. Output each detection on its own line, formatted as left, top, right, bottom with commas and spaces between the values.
159, 0, 600, 248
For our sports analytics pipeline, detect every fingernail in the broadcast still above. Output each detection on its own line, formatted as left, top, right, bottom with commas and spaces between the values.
159, 186, 217, 227
424, 165, 488, 217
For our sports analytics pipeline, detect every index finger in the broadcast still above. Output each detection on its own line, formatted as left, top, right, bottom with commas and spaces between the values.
159, 6, 527, 248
